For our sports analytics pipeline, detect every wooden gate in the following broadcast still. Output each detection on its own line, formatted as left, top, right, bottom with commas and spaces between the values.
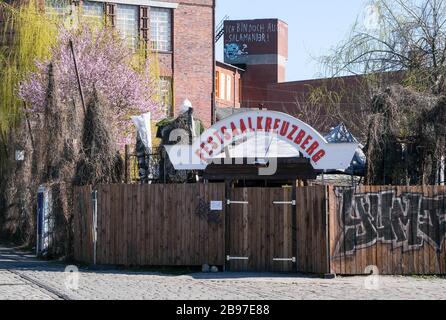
226, 187, 296, 272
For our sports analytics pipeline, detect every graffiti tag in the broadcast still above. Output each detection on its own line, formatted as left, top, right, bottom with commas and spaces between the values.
224, 43, 248, 61
225, 21, 278, 43
334, 189, 446, 257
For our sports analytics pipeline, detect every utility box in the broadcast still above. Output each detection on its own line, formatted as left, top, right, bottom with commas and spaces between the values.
36, 185, 52, 257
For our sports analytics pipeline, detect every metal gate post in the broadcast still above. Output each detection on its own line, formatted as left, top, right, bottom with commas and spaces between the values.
224, 180, 231, 272
36, 186, 44, 257
292, 183, 298, 273
324, 185, 332, 277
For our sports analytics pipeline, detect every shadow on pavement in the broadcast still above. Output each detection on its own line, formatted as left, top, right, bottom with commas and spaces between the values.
0, 243, 324, 280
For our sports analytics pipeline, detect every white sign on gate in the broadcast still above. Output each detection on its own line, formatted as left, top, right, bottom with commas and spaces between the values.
210, 201, 223, 211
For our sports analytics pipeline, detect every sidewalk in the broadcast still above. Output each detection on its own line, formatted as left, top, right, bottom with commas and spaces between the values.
1, 244, 446, 300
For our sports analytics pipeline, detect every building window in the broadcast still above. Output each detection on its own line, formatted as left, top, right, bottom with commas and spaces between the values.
45, 0, 70, 15
82, 1, 104, 23
215, 71, 220, 99
219, 73, 226, 100
150, 7, 172, 52
158, 77, 173, 116
238, 77, 242, 103
226, 74, 232, 101
105, 3, 116, 27
116, 4, 139, 48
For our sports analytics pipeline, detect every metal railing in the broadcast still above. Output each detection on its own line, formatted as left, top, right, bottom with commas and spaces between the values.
124, 146, 165, 184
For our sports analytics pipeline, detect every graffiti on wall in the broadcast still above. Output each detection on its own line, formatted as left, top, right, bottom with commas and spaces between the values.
334, 189, 446, 257
224, 43, 249, 61
225, 21, 278, 43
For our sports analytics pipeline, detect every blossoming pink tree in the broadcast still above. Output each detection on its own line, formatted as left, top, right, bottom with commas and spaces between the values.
19, 25, 163, 146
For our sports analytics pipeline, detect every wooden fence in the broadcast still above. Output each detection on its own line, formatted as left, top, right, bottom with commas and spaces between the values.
74, 184, 226, 266
73, 185, 94, 264
328, 186, 446, 275
73, 184, 328, 273
73, 184, 446, 275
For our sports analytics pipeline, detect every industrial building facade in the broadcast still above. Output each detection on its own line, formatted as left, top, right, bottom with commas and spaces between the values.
1, 0, 216, 126
73, 0, 216, 126
1, 2, 382, 130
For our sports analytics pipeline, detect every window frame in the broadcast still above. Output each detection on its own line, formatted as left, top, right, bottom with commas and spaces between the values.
115, 3, 140, 49
226, 74, 232, 102
219, 72, 226, 100
238, 76, 242, 104
158, 76, 174, 117
215, 71, 220, 99
44, 0, 71, 16
81, 0, 105, 24
150, 6, 173, 53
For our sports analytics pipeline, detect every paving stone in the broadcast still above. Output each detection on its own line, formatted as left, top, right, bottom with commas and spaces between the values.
1, 245, 446, 300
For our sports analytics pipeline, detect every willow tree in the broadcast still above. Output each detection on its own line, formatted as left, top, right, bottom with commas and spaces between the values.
0, 0, 59, 137
322, 0, 446, 185
0, 1, 162, 247
323, 0, 446, 95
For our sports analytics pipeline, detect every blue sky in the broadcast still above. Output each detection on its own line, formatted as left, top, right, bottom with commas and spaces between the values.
216, 0, 368, 81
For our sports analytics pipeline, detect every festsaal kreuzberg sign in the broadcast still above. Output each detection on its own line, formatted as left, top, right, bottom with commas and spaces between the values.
165, 111, 358, 174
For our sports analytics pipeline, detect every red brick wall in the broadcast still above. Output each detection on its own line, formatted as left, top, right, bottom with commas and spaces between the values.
224, 19, 289, 110
265, 73, 403, 116
172, 0, 214, 127
241, 64, 279, 109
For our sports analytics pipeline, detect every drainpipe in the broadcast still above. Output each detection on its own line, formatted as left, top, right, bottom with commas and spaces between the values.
211, 0, 217, 125
233, 69, 237, 108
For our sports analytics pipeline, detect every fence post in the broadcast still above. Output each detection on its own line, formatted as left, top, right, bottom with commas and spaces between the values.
92, 189, 98, 266
224, 180, 231, 272
324, 185, 333, 277
292, 183, 297, 273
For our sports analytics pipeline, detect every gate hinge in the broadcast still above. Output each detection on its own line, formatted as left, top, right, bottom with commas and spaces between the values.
273, 200, 296, 206
226, 255, 249, 261
273, 257, 296, 263
226, 200, 249, 205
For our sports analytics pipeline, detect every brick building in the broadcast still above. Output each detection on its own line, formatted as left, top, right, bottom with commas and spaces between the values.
217, 18, 361, 114
216, 18, 398, 130
1, 0, 216, 127
81, 0, 216, 126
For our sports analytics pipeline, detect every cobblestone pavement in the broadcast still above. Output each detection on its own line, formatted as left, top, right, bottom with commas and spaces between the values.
1, 245, 446, 300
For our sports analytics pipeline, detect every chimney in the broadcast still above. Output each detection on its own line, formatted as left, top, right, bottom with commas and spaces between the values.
224, 19, 288, 108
